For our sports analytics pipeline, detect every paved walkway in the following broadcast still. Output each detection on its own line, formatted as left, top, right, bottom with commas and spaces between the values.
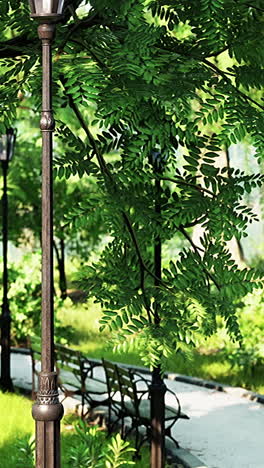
3, 350, 264, 468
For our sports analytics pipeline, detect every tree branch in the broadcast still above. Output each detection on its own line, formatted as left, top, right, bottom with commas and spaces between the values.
178, 225, 221, 291
206, 47, 229, 58
160, 176, 215, 197
53, 239, 61, 265
0, 9, 100, 59
56, 12, 100, 56
202, 58, 264, 112
61, 82, 173, 316
183, 217, 207, 228
243, 3, 264, 13
0, 35, 35, 59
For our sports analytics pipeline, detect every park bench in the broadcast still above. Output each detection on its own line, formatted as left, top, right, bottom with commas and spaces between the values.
102, 359, 189, 453
30, 338, 189, 450
30, 336, 108, 418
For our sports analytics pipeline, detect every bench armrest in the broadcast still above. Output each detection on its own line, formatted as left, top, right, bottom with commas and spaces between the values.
165, 387, 181, 419
81, 358, 102, 379
132, 371, 151, 392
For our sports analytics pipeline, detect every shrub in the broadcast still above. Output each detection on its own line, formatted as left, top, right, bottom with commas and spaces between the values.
13, 436, 35, 468
4, 252, 72, 345
14, 422, 135, 468
69, 421, 135, 468
225, 290, 264, 377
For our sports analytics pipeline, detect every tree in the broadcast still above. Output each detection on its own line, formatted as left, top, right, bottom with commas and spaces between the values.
4, 128, 104, 298
1, 1, 264, 465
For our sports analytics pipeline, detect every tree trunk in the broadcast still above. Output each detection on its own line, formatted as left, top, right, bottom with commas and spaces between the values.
53, 238, 67, 300
150, 175, 166, 468
225, 147, 245, 263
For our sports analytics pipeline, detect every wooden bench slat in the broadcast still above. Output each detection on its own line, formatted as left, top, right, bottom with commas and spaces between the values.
122, 399, 188, 421
30, 337, 108, 417
102, 357, 190, 455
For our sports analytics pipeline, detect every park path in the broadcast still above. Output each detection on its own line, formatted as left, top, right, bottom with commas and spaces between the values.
4, 350, 264, 468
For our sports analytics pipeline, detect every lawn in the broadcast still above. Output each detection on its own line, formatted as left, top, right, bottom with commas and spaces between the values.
57, 297, 264, 394
0, 391, 150, 468
0, 391, 34, 468
3, 295, 263, 467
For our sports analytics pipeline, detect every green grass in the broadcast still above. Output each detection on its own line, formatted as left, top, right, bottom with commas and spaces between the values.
0, 391, 34, 468
58, 298, 264, 394
0, 391, 151, 467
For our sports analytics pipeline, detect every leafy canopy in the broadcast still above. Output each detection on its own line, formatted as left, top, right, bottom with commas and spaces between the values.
0, 0, 264, 369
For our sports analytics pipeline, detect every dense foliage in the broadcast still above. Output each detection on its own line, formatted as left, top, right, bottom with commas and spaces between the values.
226, 289, 264, 381
5, 132, 104, 298
15, 422, 136, 468
0, 391, 151, 468
6, 253, 73, 344
0, 0, 263, 370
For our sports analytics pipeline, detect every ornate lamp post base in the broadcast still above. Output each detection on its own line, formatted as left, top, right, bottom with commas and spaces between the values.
32, 372, 63, 467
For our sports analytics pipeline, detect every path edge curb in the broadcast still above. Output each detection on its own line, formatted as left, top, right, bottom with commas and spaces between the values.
10, 347, 264, 405
167, 447, 208, 468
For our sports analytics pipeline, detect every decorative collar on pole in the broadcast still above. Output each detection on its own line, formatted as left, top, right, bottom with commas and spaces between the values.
29, 0, 65, 22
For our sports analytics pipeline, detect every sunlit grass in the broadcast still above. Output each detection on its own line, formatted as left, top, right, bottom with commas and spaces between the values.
0, 391, 34, 443
0, 392, 149, 467
57, 298, 102, 341
0, 391, 34, 468
58, 298, 264, 393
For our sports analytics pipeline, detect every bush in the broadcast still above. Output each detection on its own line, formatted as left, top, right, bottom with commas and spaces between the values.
5, 252, 72, 345
225, 290, 264, 378
13, 436, 35, 468
69, 421, 135, 468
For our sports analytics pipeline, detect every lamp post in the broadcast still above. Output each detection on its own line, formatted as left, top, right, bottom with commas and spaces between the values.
0, 128, 16, 393
28, 1, 64, 467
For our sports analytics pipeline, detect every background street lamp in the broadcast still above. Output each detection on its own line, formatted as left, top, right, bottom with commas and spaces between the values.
28, 1, 65, 466
0, 128, 16, 393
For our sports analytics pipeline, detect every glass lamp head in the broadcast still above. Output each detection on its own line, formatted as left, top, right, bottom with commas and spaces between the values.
29, 0, 65, 21
0, 129, 16, 163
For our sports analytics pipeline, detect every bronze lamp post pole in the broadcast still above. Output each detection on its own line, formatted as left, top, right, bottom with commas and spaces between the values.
28, 2, 64, 467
